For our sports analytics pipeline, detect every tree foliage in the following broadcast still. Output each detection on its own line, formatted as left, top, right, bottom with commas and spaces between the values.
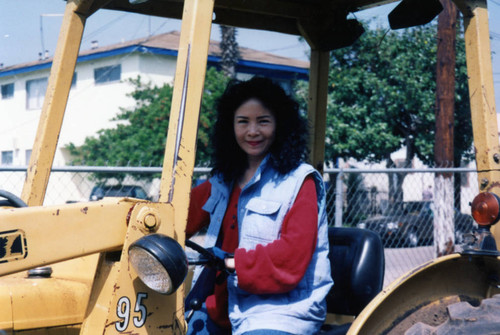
297, 21, 472, 168
197, 68, 231, 164
67, 77, 172, 168
67, 68, 230, 179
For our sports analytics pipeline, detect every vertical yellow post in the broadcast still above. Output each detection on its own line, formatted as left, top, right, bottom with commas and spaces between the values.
158, 0, 215, 329
455, 0, 500, 239
21, 0, 92, 206
307, 50, 330, 173
160, 0, 215, 206
160, 0, 214, 233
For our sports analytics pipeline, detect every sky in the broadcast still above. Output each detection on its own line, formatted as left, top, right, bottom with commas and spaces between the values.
0, 0, 499, 107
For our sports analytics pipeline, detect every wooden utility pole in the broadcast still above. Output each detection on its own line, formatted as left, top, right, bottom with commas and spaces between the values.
434, 0, 457, 256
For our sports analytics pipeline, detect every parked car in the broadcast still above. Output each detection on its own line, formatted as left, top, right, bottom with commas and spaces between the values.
89, 185, 151, 201
357, 201, 476, 248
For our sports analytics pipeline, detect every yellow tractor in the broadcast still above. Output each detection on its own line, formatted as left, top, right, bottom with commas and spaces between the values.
1, 0, 499, 334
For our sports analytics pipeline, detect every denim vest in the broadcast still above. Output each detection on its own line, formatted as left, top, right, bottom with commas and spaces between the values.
193, 157, 333, 334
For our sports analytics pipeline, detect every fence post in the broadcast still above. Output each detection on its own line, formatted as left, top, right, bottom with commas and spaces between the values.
335, 169, 343, 227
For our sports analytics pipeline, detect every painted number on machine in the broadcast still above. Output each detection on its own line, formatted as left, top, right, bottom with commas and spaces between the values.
115, 292, 148, 332
0, 230, 27, 263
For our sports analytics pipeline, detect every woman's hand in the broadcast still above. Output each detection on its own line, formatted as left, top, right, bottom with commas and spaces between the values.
224, 257, 235, 271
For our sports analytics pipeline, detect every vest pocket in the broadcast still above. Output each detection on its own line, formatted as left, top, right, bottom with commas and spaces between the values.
239, 198, 282, 249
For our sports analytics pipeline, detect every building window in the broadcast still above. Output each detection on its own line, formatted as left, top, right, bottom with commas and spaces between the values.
94, 65, 121, 84
1, 83, 14, 99
1, 151, 13, 165
26, 77, 48, 110
25, 149, 32, 165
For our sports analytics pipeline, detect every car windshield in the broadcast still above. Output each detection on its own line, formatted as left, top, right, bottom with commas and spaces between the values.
134, 188, 148, 199
104, 188, 132, 196
90, 185, 149, 200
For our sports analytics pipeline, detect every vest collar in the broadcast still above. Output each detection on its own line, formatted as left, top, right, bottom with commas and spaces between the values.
241, 154, 271, 190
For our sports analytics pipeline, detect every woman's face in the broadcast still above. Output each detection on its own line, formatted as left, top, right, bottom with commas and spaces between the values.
234, 98, 276, 164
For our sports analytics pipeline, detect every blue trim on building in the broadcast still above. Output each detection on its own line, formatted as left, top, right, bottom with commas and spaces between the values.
1, 45, 308, 80
0, 62, 52, 77
237, 59, 308, 80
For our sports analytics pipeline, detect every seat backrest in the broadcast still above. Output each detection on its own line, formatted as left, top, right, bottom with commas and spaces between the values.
326, 227, 385, 316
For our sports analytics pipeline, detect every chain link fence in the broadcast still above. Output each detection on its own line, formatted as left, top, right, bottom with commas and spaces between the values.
323, 166, 479, 285
0, 165, 479, 286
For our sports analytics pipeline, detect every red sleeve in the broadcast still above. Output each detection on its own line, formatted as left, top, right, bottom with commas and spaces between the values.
234, 176, 318, 294
186, 180, 212, 238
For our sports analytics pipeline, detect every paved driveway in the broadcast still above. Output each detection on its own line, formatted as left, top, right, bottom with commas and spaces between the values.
383, 246, 436, 287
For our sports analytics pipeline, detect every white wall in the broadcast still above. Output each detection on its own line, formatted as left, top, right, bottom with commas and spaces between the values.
0, 52, 177, 167
0, 68, 46, 165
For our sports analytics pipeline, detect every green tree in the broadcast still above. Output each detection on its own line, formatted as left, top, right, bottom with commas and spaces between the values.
197, 68, 231, 165
297, 22, 471, 167
296, 22, 472, 204
67, 67, 230, 180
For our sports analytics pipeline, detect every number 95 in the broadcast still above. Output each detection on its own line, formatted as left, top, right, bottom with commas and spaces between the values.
115, 293, 148, 332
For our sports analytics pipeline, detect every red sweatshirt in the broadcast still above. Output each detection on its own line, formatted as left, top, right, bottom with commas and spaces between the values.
186, 176, 318, 327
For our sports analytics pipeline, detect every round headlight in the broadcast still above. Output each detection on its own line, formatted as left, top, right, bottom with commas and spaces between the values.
128, 234, 188, 295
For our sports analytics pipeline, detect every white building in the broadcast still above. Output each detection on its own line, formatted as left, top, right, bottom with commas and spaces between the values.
0, 31, 309, 167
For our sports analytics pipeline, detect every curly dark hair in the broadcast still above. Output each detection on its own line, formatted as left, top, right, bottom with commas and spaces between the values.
212, 77, 309, 182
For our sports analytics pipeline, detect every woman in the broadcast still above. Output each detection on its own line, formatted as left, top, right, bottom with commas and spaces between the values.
186, 77, 332, 335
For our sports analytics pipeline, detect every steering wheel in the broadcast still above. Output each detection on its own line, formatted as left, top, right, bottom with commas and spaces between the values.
0, 190, 27, 208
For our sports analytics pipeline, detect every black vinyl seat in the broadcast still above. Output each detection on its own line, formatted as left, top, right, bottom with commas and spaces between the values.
320, 227, 385, 335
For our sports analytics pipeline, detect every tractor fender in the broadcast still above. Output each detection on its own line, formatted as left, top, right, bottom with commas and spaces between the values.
347, 253, 500, 335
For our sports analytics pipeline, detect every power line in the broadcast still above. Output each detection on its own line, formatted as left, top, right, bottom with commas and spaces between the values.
262, 43, 306, 53
82, 14, 172, 49
39, 14, 63, 57
151, 20, 170, 36
83, 13, 129, 42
